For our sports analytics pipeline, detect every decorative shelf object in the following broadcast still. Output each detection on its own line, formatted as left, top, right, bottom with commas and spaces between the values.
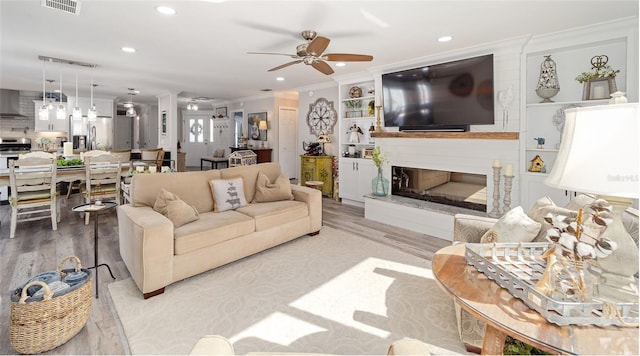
465, 242, 639, 327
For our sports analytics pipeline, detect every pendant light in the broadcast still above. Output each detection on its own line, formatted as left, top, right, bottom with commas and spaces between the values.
72, 73, 82, 120
88, 78, 98, 121
46, 79, 55, 110
126, 89, 137, 117
38, 61, 49, 121
56, 72, 66, 119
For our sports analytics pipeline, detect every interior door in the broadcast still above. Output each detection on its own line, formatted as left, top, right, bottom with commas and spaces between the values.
114, 113, 133, 149
278, 106, 298, 179
182, 112, 213, 167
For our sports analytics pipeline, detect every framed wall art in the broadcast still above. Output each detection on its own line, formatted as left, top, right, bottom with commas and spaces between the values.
161, 111, 167, 135
215, 107, 228, 118
248, 112, 267, 141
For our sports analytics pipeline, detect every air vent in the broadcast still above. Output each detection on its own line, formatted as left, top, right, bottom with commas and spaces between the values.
41, 0, 81, 15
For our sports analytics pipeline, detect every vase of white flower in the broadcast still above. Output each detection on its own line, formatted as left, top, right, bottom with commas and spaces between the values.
371, 147, 389, 196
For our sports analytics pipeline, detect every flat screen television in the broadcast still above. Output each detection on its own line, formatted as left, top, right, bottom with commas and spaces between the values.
382, 54, 494, 131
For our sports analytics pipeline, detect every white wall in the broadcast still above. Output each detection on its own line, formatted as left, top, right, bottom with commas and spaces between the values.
297, 84, 339, 157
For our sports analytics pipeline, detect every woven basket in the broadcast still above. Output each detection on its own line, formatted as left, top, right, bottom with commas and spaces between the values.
10, 256, 92, 354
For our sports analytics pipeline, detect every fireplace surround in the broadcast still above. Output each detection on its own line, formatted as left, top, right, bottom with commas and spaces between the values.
392, 166, 487, 212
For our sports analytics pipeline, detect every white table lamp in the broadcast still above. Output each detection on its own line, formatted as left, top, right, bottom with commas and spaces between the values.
545, 102, 639, 300
258, 120, 268, 148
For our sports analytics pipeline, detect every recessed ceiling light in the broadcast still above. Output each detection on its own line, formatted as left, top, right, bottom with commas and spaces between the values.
122, 47, 136, 53
276, 77, 284, 81
155, 6, 176, 15
437, 36, 453, 43
335, 62, 346, 67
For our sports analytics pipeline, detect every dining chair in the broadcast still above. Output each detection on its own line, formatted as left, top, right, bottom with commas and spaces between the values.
82, 153, 121, 225
8, 152, 60, 239
140, 148, 164, 171
109, 148, 132, 166
66, 150, 110, 199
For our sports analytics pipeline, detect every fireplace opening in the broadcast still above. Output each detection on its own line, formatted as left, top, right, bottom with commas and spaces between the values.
392, 166, 487, 212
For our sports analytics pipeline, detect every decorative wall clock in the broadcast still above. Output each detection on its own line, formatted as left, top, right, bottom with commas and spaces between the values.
307, 97, 337, 136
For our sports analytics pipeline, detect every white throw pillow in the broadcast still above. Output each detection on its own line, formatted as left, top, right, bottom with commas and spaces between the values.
480, 206, 541, 243
209, 177, 248, 212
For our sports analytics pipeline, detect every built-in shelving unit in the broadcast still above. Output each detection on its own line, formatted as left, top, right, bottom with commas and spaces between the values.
337, 78, 376, 205
519, 18, 637, 209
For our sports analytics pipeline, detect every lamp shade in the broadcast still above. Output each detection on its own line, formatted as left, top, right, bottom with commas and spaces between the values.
258, 120, 268, 130
545, 103, 639, 199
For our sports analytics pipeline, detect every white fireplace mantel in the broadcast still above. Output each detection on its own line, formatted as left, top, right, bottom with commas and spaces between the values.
366, 134, 520, 241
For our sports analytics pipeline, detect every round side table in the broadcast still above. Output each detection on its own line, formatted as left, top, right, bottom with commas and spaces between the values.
72, 202, 117, 298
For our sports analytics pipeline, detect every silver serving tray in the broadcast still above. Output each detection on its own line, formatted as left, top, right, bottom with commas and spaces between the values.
465, 242, 639, 327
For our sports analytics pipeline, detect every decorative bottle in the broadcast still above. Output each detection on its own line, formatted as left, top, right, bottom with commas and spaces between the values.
371, 168, 390, 197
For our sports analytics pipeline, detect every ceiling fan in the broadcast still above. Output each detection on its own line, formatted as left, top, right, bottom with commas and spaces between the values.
248, 30, 373, 75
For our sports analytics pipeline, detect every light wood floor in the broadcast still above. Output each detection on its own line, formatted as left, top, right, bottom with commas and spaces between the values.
0, 194, 449, 355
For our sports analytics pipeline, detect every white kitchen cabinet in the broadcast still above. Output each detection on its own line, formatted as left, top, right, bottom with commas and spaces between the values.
34, 100, 69, 132
339, 157, 377, 204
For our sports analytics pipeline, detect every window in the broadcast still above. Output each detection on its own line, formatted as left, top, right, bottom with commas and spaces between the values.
189, 118, 204, 143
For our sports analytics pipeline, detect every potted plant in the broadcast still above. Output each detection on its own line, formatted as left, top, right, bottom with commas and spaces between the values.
344, 99, 363, 118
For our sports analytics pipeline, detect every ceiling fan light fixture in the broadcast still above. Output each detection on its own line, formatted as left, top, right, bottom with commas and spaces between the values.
249, 30, 372, 76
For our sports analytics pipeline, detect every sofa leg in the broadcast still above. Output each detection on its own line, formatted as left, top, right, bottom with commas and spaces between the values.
143, 287, 165, 299
308, 231, 320, 236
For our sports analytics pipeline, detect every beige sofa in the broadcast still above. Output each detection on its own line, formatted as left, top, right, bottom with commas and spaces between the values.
189, 335, 434, 355
451, 194, 639, 352
117, 162, 322, 298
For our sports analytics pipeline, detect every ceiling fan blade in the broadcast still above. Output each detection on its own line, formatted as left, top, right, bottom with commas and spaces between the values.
306, 36, 330, 56
248, 51, 299, 59
268, 60, 303, 72
324, 53, 374, 62
312, 61, 334, 75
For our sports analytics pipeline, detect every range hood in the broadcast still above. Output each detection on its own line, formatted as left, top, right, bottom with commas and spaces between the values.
0, 89, 27, 118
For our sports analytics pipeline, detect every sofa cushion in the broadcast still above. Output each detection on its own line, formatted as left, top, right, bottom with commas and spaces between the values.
131, 170, 221, 213
481, 206, 541, 243
253, 172, 293, 203
153, 189, 199, 228
174, 211, 255, 255
236, 200, 309, 231
221, 163, 283, 203
209, 177, 248, 212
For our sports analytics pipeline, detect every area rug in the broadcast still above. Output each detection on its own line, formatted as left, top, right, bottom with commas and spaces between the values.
108, 226, 467, 355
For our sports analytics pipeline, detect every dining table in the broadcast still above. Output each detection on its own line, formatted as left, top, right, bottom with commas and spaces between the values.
0, 162, 141, 188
